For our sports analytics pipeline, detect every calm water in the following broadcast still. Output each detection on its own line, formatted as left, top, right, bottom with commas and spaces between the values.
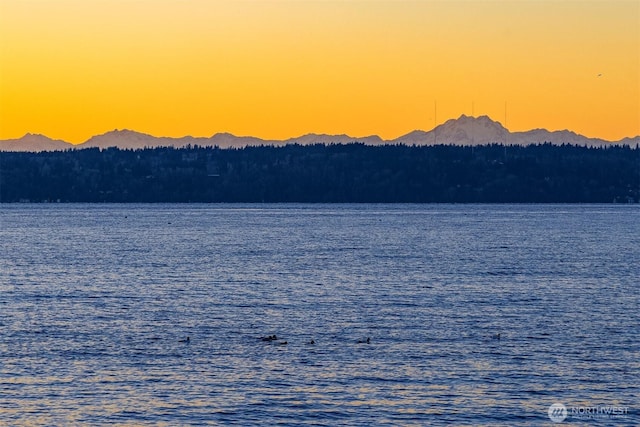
0, 204, 638, 426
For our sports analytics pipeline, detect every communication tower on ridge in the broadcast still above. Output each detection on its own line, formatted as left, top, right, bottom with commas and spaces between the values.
434, 101, 437, 145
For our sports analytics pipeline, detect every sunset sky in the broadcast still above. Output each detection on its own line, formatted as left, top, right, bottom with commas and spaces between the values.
0, 0, 638, 144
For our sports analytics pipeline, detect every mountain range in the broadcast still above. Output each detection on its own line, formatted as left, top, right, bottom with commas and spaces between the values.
1, 115, 637, 152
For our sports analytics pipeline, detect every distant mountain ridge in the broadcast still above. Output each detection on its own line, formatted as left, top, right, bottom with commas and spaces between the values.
390, 115, 639, 147
2, 115, 638, 152
0, 133, 73, 152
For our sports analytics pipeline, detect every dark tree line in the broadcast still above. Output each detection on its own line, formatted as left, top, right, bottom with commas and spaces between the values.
0, 143, 638, 203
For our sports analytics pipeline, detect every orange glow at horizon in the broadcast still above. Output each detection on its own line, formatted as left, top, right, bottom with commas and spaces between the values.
0, 0, 638, 144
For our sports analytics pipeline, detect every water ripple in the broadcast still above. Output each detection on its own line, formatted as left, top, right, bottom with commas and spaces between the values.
1, 204, 638, 425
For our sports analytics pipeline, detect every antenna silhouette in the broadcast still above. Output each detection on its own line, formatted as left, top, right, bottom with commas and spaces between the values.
504, 101, 508, 158
434, 100, 437, 145
471, 101, 475, 147
504, 101, 508, 128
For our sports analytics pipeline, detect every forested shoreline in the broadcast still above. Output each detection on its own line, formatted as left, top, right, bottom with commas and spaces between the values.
0, 143, 638, 203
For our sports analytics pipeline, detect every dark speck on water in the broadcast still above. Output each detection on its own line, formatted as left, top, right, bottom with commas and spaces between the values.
0, 204, 637, 426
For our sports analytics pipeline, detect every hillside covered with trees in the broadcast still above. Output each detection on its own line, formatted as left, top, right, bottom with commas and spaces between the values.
0, 143, 637, 203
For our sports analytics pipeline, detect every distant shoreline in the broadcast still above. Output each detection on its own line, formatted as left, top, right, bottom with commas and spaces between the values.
1, 143, 637, 204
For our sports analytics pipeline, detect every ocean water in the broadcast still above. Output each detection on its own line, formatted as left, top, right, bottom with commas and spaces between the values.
0, 204, 638, 426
